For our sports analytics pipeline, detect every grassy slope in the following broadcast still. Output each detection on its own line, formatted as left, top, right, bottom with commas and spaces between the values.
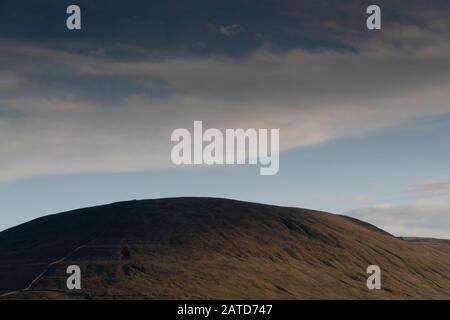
403, 237, 450, 255
0, 198, 449, 299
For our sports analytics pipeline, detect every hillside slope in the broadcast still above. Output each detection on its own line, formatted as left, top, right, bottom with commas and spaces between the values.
0, 198, 449, 299
403, 237, 450, 256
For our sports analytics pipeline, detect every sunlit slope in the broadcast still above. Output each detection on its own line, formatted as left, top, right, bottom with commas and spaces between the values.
0, 198, 449, 299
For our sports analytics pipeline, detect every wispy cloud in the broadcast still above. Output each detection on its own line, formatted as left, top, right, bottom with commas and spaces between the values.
352, 195, 373, 202
348, 178, 450, 239
407, 178, 450, 197
207, 24, 244, 37
347, 199, 450, 239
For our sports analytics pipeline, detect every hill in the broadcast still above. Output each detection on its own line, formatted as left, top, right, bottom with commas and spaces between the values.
0, 198, 449, 299
402, 237, 450, 256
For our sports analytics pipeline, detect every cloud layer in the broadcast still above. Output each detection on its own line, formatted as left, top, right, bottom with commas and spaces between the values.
1, 1, 450, 183
1, 19, 450, 182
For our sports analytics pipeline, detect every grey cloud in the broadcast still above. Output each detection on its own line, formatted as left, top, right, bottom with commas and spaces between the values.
0, 73, 21, 90
1, 9, 450, 181
207, 24, 244, 37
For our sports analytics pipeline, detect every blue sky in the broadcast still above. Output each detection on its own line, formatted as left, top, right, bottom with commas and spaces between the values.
1, 0, 450, 237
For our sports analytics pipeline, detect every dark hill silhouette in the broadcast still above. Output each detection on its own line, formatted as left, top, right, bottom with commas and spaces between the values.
0, 198, 449, 299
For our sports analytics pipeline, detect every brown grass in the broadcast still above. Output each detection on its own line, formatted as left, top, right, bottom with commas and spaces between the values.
0, 198, 449, 299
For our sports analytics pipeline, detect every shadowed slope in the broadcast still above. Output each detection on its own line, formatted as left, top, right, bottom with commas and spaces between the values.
0, 198, 449, 299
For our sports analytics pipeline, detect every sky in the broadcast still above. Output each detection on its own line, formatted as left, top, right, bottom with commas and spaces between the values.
0, 0, 450, 238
